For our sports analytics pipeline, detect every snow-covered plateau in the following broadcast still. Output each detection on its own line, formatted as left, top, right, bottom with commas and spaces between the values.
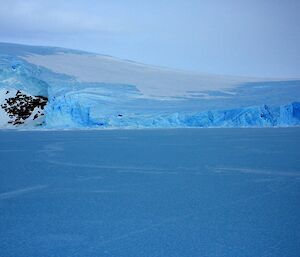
1, 42, 300, 129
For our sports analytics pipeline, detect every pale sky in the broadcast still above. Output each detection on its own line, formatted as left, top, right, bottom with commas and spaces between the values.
0, 0, 299, 78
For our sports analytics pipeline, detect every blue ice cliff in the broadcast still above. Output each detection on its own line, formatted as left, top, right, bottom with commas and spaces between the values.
0, 42, 300, 129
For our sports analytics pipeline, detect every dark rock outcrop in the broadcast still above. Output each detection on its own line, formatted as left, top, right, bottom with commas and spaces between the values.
1, 90, 48, 125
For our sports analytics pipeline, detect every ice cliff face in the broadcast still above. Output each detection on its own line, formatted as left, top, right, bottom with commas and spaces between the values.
0, 42, 300, 129
45, 98, 300, 128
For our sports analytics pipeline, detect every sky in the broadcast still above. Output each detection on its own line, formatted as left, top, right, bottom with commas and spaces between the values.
0, 0, 299, 78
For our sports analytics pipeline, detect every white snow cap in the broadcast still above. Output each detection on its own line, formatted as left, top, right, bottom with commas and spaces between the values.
23, 53, 260, 98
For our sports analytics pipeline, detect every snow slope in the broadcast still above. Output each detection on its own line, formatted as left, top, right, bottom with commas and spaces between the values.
0, 42, 300, 128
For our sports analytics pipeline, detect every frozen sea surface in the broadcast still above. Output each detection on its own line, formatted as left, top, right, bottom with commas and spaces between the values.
0, 128, 300, 257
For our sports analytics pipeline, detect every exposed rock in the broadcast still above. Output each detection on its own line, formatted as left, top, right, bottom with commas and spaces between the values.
1, 90, 48, 125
